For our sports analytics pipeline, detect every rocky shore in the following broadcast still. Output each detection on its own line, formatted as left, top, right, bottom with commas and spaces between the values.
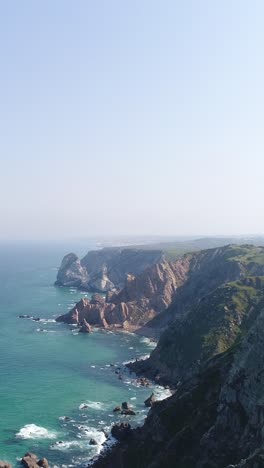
56, 256, 190, 336
0, 453, 49, 468
41, 244, 264, 466
86, 246, 264, 467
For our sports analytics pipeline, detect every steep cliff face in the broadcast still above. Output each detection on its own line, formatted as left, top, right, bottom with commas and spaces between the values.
130, 245, 264, 383
55, 248, 164, 292
56, 245, 264, 337
93, 305, 264, 468
56, 258, 190, 330
55, 253, 88, 288
133, 277, 264, 385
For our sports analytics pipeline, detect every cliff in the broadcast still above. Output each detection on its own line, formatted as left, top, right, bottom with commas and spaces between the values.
55, 248, 164, 292
56, 245, 264, 337
56, 258, 190, 331
130, 245, 264, 382
93, 281, 264, 468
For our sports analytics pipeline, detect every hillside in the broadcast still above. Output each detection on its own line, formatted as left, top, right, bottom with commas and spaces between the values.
94, 306, 264, 467
56, 245, 264, 339
93, 247, 264, 468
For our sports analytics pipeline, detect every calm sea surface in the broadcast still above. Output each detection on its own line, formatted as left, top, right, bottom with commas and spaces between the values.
0, 242, 167, 466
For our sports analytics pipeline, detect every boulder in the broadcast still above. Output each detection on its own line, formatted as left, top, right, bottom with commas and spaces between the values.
21, 454, 39, 468
37, 459, 48, 468
0, 462, 12, 468
144, 393, 156, 407
113, 406, 121, 412
79, 319, 92, 333
111, 422, 132, 441
121, 409, 136, 415
121, 402, 129, 410
89, 439, 98, 445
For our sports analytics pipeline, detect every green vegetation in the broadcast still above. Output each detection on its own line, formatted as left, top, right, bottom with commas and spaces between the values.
222, 244, 264, 266
156, 275, 264, 375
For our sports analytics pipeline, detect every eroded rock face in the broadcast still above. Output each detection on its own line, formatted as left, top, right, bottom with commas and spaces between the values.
55, 253, 88, 288
56, 257, 189, 332
91, 246, 264, 468
55, 248, 164, 292
92, 307, 264, 467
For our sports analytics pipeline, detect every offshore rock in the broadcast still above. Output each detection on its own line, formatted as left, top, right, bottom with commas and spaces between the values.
79, 318, 92, 333
55, 253, 88, 288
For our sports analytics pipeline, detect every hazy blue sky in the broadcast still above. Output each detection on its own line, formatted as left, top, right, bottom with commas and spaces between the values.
0, 1, 263, 240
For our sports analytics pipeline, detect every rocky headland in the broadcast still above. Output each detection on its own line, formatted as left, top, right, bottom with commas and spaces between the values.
56, 257, 189, 334
54, 244, 264, 467
55, 248, 164, 292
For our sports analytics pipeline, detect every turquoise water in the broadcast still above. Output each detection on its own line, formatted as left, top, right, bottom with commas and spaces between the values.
0, 242, 165, 466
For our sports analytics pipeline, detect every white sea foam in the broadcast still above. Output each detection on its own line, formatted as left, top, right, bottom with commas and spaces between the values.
51, 440, 83, 451
79, 401, 105, 411
38, 318, 56, 323
16, 424, 57, 439
80, 425, 106, 444
154, 386, 172, 401
123, 354, 150, 365
140, 337, 157, 349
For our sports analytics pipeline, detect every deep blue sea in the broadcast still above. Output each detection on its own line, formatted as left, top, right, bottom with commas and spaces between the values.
0, 242, 168, 467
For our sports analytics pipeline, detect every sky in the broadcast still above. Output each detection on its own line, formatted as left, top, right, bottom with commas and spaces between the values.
0, 0, 264, 240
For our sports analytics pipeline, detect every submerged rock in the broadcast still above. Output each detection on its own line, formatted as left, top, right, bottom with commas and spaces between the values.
113, 406, 121, 412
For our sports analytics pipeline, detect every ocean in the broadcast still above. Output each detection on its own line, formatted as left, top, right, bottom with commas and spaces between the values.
0, 242, 169, 466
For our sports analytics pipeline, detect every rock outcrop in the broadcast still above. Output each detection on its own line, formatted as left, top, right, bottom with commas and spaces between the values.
91, 245, 264, 468
56, 257, 190, 332
111, 423, 132, 441
21, 454, 48, 468
144, 393, 156, 407
130, 245, 264, 383
57, 245, 264, 338
55, 248, 164, 292
78, 318, 92, 333
93, 304, 264, 468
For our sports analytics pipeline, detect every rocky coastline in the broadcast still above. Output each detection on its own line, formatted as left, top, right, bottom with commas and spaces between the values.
87, 245, 264, 467
14, 243, 264, 468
